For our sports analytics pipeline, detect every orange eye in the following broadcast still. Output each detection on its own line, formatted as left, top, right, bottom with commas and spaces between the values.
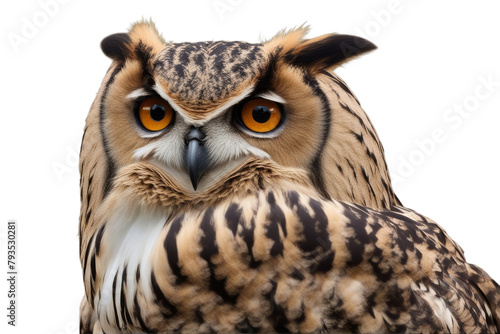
136, 97, 173, 132
239, 98, 283, 133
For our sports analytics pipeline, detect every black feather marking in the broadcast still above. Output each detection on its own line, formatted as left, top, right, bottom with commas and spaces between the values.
302, 73, 331, 200
251, 46, 282, 96
346, 159, 357, 181
174, 64, 185, 78
79, 125, 88, 160
257, 175, 265, 190
295, 194, 325, 237
339, 100, 380, 148
286, 34, 376, 70
90, 284, 95, 309
225, 203, 242, 236
365, 147, 379, 166
291, 268, 305, 281
85, 209, 92, 227
265, 191, 286, 257
265, 220, 283, 257
90, 255, 97, 283
309, 199, 335, 273
264, 280, 289, 333
164, 215, 188, 284
79, 173, 84, 205
94, 225, 105, 257
287, 192, 334, 273
82, 233, 95, 282
361, 167, 377, 200
368, 242, 393, 282
150, 271, 177, 317
381, 178, 391, 197
337, 164, 344, 174
82, 165, 95, 233
120, 266, 132, 327
267, 191, 287, 237
342, 204, 370, 267
295, 303, 306, 324
99, 65, 123, 199
236, 318, 259, 333
386, 286, 404, 312
194, 307, 204, 324
469, 272, 500, 330
133, 293, 155, 333
285, 190, 300, 208
135, 40, 155, 84
135, 265, 140, 282
383, 211, 422, 230
351, 130, 363, 144
239, 217, 261, 269
320, 70, 360, 104
101, 33, 131, 62
366, 293, 376, 318
200, 208, 238, 303
112, 272, 121, 328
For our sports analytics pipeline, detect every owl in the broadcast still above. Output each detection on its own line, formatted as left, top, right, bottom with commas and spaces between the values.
79, 21, 500, 333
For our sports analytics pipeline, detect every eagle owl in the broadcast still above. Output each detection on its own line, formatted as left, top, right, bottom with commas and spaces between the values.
79, 21, 500, 333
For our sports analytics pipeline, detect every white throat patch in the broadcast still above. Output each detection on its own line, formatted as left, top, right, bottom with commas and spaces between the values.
97, 201, 168, 333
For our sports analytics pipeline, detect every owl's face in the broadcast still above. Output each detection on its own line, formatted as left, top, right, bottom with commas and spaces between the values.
102, 25, 373, 192
102, 27, 338, 195
89, 21, 397, 210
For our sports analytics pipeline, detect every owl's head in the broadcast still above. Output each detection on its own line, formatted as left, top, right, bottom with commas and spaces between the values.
81, 20, 398, 215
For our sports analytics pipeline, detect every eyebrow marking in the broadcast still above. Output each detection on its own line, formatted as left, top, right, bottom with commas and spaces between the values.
257, 91, 286, 104
153, 83, 255, 126
126, 88, 149, 99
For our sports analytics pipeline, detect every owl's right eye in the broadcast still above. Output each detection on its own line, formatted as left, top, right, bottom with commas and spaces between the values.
135, 97, 174, 132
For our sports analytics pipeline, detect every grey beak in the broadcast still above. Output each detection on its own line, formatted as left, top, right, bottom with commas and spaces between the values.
184, 127, 209, 191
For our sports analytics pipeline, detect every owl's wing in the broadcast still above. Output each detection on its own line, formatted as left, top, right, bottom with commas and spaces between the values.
464, 263, 500, 330
161, 189, 500, 333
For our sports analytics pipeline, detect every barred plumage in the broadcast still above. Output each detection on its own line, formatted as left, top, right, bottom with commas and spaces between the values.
79, 21, 500, 333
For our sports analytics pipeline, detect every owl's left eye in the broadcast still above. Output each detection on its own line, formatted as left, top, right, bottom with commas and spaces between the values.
135, 97, 174, 132
236, 98, 284, 134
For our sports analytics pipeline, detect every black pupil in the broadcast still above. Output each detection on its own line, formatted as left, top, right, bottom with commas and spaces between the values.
150, 104, 166, 121
252, 106, 271, 123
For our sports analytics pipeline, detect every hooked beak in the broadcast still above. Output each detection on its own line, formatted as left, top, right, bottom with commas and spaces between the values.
184, 127, 210, 191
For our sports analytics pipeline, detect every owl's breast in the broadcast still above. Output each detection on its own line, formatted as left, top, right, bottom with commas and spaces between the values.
94, 184, 341, 333
91, 158, 323, 333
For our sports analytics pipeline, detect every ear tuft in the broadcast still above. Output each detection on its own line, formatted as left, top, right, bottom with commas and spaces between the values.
287, 34, 376, 72
101, 33, 131, 62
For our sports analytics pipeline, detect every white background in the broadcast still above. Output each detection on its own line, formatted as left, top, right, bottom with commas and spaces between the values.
1, 0, 499, 333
